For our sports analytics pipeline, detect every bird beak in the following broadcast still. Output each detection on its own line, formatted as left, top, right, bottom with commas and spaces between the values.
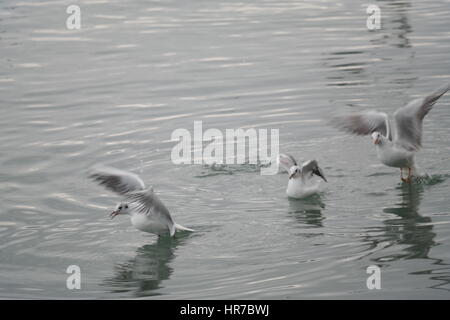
110, 211, 119, 219
289, 173, 295, 180
373, 138, 380, 145
314, 167, 327, 182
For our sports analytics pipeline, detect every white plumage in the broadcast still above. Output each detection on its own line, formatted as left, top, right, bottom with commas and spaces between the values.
89, 165, 193, 237
278, 154, 327, 199
332, 83, 450, 182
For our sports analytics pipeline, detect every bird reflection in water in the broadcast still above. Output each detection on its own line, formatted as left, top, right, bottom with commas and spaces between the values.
379, 183, 436, 261
288, 195, 325, 229
370, 182, 450, 291
102, 233, 190, 297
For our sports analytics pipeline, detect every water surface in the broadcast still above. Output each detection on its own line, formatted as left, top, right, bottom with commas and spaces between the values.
1, 0, 450, 299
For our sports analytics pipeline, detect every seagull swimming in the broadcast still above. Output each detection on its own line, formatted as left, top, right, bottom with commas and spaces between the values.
89, 165, 193, 237
278, 154, 327, 199
332, 84, 450, 183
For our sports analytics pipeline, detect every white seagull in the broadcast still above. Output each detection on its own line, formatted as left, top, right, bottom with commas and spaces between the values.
278, 154, 327, 199
89, 165, 193, 237
332, 84, 450, 183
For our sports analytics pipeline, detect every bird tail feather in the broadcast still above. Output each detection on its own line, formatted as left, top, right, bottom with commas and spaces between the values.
175, 223, 195, 233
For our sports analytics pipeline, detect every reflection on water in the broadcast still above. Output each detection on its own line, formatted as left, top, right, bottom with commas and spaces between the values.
324, 0, 415, 89
375, 0, 413, 49
102, 234, 190, 297
379, 183, 436, 261
374, 183, 450, 291
288, 196, 325, 228
1, 0, 450, 299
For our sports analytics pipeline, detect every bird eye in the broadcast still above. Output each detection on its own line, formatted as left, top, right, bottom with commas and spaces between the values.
119, 206, 122, 210
125, 205, 128, 209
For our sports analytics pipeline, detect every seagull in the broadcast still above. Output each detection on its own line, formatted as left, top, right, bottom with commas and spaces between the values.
278, 154, 327, 199
332, 84, 450, 183
89, 165, 194, 237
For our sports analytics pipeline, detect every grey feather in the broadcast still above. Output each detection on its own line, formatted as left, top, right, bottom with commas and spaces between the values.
125, 188, 174, 225
394, 83, 450, 151
89, 165, 145, 196
332, 111, 391, 140
278, 153, 298, 172
301, 160, 318, 176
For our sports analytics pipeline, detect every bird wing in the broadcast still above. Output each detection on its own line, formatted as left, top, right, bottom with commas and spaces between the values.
278, 153, 298, 172
393, 83, 450, 151
332, 111, 391, 139
301, 160, 318, 177
125, 188, 175, 230
89, 165, 146, 196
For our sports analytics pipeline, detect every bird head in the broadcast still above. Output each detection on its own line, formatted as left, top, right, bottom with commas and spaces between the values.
371, 132, 382, 145
110, 202, 130, 219
289, 166, 302, 180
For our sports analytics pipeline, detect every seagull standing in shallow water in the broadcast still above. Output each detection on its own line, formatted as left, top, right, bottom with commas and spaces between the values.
89, 165, 193, 237
278, 154, 327, 199
332, 84, 450, 183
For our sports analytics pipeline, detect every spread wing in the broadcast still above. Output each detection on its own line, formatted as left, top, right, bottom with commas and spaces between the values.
89, 165, 146, 196
301, 160, 318, 176
394, 83, 450, 151
331, 111, 391, 139
125, 188, 174, 226
278, 153, 298, 172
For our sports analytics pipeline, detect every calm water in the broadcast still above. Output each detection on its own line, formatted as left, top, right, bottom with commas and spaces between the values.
1, 0, 450, 299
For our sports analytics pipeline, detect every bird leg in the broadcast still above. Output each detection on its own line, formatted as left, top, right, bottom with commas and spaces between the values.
400, 168, 411, 183
406, 167, 412, 184
401, 167, 412, 184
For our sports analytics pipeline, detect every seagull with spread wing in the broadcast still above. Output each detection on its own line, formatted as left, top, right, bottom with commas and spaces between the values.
332, 84, 450, 183
89, 165, 193, 237
278, 154, 327, 199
